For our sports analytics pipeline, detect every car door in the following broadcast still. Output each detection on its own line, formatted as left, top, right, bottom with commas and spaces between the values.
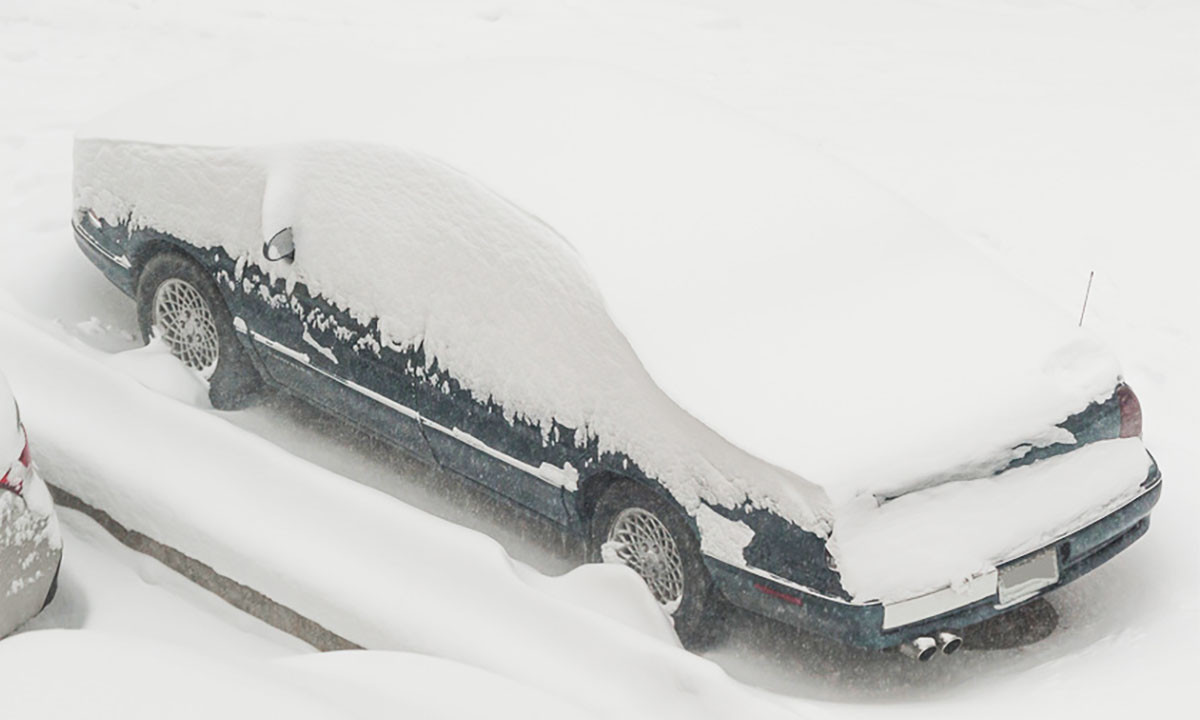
411, 346, 583, 525
239, 227, 435, 465
265, 143, 646, 527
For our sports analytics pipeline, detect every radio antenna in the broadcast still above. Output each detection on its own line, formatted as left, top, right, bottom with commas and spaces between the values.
1078, 270, 1095, 327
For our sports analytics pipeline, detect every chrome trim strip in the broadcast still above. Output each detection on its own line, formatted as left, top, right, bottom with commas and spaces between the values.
306, 350, 420, 421
247, 329, 311, 365
240, 327, 577, 488
418, 414, 578, 490
73, 220, 131, 270
733, 563, 868, 606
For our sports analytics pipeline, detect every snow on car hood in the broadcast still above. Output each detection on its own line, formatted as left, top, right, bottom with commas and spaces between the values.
76, 60, 1123, 514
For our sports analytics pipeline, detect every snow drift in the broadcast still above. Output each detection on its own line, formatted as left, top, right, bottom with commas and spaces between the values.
0, 303, 795, 720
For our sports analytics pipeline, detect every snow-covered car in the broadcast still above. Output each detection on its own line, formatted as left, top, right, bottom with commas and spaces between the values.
0, 372, 63, 637
71, 62, 1161, 658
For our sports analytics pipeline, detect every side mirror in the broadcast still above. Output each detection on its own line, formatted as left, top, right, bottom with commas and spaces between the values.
263, 227, 295, 262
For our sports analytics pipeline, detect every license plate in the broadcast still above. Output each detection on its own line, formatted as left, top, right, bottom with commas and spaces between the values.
997, 548, 1059, 607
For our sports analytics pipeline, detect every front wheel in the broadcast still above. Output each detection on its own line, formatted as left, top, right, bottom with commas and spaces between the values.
587, 481, 726, 648
136, 252, 264, 410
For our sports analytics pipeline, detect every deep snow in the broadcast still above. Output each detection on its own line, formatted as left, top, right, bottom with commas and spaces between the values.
14, 511, 585, 720
1, 0, 1197, 719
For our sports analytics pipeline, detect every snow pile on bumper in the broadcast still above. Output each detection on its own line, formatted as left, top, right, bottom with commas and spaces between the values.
829, 437, 1152, 604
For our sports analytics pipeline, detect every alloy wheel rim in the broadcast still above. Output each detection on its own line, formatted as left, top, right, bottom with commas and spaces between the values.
607, 507, 685, 613
152, 278, 220, 380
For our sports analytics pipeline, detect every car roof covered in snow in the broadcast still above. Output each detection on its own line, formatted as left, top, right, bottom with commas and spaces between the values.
78, 60, 1122, 504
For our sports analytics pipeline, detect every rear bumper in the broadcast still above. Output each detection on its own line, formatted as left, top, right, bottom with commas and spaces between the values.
708, 469, 1162, 650
1, 467, 64, 637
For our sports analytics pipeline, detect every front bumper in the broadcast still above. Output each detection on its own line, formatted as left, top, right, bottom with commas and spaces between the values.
0, 466, 64, 637
707, 469, 1162, 650
73, 218, 136, 297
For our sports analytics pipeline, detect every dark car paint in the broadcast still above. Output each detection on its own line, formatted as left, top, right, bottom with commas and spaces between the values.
74, 211, 1161, 649
1004, 391, 1124, 471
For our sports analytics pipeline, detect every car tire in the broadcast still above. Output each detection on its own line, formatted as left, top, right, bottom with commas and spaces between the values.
587, 481, 727, 649
136, 252, 264, 410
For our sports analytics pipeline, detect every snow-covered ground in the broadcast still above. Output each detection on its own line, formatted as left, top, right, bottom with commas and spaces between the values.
12, 511, 588, 719
20, 508, 311, 657
1, 0, 1196, 718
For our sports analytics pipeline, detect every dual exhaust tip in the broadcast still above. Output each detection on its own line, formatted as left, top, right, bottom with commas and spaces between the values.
899, 631, 962, 661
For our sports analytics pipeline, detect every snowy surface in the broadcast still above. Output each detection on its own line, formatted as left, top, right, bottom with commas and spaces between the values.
14, 511, 582, 720
20, 508, 311, 657
1, 0, 1197, 718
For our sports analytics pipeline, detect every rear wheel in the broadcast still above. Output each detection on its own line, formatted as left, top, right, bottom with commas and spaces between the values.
136, 253, 264, 410
587, 481, 726, 648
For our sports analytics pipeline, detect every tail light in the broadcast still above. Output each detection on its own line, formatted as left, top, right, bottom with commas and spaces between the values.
1117, 384, 1143, 439
1, 428, 31, 495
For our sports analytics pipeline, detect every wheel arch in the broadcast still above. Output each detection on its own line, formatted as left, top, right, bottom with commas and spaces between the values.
128, 233, 203, 290
574, 468, 701, 537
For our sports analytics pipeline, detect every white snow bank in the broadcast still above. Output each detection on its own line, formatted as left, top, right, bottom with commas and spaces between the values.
278, 649, 591, 720
22, 508, 311, 659
103, 337, 211, 408
5, 629, 585, 720
0, 303, 796, 720
515, 561, 681, 641
76, 60, 1124, 510
1, 630, 345, 720
830, 438, 1151, 603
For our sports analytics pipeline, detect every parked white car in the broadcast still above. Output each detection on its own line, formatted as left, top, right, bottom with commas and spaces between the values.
0, 371, 63, 637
